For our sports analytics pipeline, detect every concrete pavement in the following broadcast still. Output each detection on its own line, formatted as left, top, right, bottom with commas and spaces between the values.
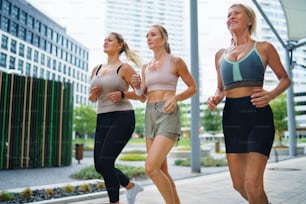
67, 156, 306, 204
1, 143, 305, 204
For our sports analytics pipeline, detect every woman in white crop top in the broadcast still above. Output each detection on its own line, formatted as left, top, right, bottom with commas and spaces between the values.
132, 24, 197, 204
89, 32, 145, 204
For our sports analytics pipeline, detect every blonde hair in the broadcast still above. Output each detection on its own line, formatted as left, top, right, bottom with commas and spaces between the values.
110, 32, 142, 68
229, 3, 257, 36
151, 24, 171, 54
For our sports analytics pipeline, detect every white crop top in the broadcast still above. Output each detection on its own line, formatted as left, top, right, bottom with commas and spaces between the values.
145, 55, 178, 92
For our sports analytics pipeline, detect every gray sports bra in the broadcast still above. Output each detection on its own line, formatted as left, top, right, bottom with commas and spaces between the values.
219, 42, 265, 91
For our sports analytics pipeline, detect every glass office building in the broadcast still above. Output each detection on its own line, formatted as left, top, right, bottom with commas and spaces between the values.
0, 0, 90, 106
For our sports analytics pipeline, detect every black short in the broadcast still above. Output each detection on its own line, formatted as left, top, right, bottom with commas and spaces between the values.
222, 96, 275, 157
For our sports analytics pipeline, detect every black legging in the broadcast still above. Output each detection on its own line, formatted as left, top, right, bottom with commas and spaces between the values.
94, 110, 135, 203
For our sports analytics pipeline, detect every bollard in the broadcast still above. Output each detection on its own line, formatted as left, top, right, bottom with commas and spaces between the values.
215, 141, 220, 153
75, 143, 84, 164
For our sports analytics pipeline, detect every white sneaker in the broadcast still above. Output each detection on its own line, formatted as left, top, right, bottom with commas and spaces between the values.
126, 182, 144, 204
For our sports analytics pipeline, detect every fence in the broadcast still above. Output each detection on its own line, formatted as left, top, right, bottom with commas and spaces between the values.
0, 71, 73, 169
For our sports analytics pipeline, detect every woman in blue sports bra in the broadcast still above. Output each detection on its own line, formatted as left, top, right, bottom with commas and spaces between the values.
207, 3, 291, 204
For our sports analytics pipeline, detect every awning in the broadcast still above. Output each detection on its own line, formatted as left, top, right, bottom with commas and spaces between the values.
279, 0, 306, 42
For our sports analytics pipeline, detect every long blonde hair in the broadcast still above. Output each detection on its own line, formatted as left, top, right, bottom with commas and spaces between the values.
110, 32, 142, 68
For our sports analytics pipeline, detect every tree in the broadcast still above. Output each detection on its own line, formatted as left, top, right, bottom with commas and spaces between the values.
73, 105, 97, 138
270, 94, 288, 145
201, 108, 222, 135
134, 107, 145, 136
178, 103, 190, 128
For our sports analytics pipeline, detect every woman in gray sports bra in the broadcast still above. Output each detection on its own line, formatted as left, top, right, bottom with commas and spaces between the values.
89, 32, 145, 204
207, 3, 291, 204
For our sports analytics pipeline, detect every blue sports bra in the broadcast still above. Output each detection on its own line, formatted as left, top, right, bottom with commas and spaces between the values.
219, 42, 265, 91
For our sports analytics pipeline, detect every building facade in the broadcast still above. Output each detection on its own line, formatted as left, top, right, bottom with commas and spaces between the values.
0, 0, 90, 106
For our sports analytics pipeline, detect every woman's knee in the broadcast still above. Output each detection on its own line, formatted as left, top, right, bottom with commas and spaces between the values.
232, 180, 245, 194
145, 160, 159, 177
244, 179, 263, 196
95, 158, 112, 174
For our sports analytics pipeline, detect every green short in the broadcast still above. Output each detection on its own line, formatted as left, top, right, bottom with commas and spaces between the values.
144, 100, 181, 142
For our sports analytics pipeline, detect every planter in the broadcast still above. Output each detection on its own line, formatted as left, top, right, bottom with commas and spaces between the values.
270, 146, 305, 156
169, 148, 210, 158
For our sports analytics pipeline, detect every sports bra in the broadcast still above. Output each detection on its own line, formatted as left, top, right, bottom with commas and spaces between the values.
219, 42, 265, 91
145, 54, 178, 92
90, 64, 133, 114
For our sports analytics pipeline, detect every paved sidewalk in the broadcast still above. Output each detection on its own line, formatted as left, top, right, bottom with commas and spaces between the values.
68, 156, 306, 204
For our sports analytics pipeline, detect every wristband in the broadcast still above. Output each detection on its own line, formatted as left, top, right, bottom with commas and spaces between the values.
120, 90, 125, 99
135, 88, 143, 96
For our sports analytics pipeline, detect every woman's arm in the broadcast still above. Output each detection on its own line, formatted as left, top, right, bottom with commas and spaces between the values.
208, 49, 225, 111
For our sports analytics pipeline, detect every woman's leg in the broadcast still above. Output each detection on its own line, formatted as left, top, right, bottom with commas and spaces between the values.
227, 152, 269, 204
160, 158, 180, 204
227, 153, 248, 200
145, 136, 178, 204
94, 111, 134, 203
244, 152, 269, 204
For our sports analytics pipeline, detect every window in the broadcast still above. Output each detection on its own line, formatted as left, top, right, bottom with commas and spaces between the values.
40, 38, 46, 50
33, 50, 39, 62
33, 65, 38, 77
18, 26, 26, 40
26, 30, 33, 43
19, 43, 24, 57
18, 59, 24, 73
26, 47, 32, 60
40, 53, 45, 65
12, 5, 19, 20
1, 16, 9, 32
0, 52, 7, 67
34, 19, 40, 32
33, 34, 40, 47
58, 62, 62, 72
40, 68, 44, 78
26, 63, 31, 75
27, 15, 34, 29
1, 34, 8, 49
10, 39, 17, 53
2, 0, 10, 15
46, 41, 51, 53
20, 10, 27, 25
47, 27, 52, 40
47, 56, 51, 68
41, 24, 47, 36
52, 59, 56, 70
9, 56, 15, 69
10, 21, 18, 36
46, 70, 50, 80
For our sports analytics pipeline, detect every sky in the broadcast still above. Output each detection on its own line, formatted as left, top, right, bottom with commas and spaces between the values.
27, 0, 108, 69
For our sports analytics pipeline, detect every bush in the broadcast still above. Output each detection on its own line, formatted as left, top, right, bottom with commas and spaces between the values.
19, 187, 33, 198
71, 164, 146, 180
175, 156, 227, 167
119, 154, 146, 161
0, 191, 14, 201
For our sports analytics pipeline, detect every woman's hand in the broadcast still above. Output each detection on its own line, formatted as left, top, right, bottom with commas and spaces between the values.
89, 86, 102, 102
131, 74, 141, 89
107, 91, 123, 103
163, 97, 177, 113
251, 88, 272, 108
207, 96, 221, 111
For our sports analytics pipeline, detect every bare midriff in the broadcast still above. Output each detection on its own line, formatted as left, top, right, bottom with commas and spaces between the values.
147, 90, 176, 102
224, 86, 262, 98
